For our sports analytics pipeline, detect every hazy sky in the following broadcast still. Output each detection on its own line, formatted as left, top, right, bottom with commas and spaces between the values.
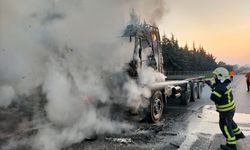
159, 0, 250, 66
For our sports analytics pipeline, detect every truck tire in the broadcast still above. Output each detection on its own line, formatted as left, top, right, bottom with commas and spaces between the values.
190, 82, 198, 102
148, 91, 164, 123
180, 85, 191, 105
197, 82, 203, 99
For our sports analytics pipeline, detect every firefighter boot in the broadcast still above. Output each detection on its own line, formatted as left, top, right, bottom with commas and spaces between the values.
220, 144, 237, 150
235, 132, 245, 140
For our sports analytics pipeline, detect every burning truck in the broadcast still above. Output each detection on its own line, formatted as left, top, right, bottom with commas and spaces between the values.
0, 16, 205, 150
121, 23, 205, 123
1, 1, 202, 149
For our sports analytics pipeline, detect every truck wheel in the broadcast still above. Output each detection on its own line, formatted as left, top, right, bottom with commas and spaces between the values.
180, 86, 191, 105
190, 82, 198, 102
197, 82, 203, 99
148, 91, 164, 123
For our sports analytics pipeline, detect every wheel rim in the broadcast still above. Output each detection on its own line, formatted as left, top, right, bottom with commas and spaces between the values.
152, 96, 163, 120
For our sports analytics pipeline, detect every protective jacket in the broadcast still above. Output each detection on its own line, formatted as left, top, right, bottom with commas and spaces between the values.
210, 79, 235, 112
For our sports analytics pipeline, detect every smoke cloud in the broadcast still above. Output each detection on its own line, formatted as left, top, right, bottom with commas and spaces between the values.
0, 85, 15, 108
125, 0, 167, 25
0, 0, 168, 149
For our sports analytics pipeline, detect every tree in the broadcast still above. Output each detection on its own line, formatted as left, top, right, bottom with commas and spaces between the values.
161, 34, 219, 73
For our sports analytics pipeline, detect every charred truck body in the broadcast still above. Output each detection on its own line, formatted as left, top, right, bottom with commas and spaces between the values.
124, 24, 204, 123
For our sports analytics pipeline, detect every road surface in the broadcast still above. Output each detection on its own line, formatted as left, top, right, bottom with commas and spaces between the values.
0, 75, 249, 150
64, 75, 249, 150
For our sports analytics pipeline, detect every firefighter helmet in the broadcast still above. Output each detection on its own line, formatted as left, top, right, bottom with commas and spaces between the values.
213, 67, 230, 82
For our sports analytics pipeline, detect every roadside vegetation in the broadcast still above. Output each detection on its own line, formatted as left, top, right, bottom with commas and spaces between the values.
161, 35, 234, 75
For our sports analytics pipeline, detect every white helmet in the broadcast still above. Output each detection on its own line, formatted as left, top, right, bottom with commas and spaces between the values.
213, 67, 230, 82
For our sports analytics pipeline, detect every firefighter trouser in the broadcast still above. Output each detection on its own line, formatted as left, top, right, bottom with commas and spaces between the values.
219, 110, 242, 145
247, 81, 250, 91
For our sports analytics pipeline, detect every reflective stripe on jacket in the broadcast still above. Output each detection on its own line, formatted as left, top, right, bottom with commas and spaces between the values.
210, 80, 235, 112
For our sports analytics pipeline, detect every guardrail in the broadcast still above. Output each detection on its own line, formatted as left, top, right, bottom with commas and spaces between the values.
165, 71, 213, 80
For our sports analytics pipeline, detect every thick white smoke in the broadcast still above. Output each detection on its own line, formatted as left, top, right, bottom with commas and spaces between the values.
0, 85, 15, 108
124, 67, 166, 112
125, 0, 166, 25
0, 0, 167, 149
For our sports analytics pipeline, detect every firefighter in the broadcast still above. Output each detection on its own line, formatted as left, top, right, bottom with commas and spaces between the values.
229, 71, 235, 81
205, 67, 245, 150
246, 72, 250, 92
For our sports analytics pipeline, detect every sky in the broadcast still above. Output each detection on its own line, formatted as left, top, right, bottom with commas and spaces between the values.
159, 0, 250, 66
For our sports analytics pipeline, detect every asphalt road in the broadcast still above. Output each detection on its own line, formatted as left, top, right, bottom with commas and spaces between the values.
1, 75, 249, 150
65, 76, 214, 150
64, 75, 250, 150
